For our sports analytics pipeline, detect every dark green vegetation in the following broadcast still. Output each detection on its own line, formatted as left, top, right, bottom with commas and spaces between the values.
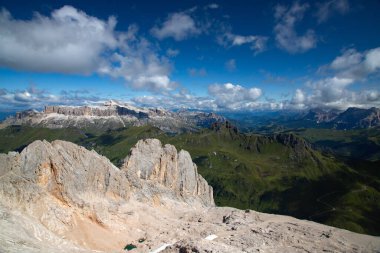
124, 244, 137, 251
293, 128, 380, 161
0, 124, 379, 236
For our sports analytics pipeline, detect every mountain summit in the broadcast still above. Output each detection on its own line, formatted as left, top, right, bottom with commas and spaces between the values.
0, 139, 379, 252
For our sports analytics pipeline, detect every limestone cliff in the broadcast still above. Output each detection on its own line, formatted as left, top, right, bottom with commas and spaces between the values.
0, 101, 225, 133
122, 139, 214, 206
0, 140, 379, 253
0, 139, 214, 252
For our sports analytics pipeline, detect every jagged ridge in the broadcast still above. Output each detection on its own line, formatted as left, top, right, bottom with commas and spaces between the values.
1, 101, 225, 133
0, 139, 379, 253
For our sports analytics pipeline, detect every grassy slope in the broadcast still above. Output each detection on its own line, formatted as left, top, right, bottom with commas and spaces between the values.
0, 125, 379, 235
290, 128, 380, 161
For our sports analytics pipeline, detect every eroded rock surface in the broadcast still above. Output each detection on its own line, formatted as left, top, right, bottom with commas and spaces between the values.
122, 139, 214, 206
0, 139, 379, 253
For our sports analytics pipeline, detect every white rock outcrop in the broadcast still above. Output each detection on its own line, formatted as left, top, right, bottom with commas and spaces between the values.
122, 139, 214, 206
0, 139, 379, 253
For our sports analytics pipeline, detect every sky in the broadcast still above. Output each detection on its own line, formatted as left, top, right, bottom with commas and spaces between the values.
0, 0, 380, 112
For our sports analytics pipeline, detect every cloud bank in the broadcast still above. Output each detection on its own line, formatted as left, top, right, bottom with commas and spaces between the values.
0, 6, 174, 93
290, 46, 380, 110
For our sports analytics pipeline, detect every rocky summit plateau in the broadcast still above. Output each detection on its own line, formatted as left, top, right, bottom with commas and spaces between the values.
0, 138, 379, 253
0, 101, 225, 133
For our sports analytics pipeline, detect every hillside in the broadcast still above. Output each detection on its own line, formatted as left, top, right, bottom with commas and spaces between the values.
292, 128, 380, 161
1, 139, 379, 252
0, 123, 379, 235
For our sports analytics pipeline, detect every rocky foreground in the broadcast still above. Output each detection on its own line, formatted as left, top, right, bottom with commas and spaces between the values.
0, 139, 379, 253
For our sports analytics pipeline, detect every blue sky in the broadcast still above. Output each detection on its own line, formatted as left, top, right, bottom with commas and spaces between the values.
0, 0, 380, 112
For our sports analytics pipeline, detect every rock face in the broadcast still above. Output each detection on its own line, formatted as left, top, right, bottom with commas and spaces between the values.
0, 139, 379, 253
122, 139, 213, 206
0, 101, 225, 133
0, 139, 214, 252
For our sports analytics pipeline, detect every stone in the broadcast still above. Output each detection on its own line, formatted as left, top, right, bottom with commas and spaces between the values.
122, 139, 214, 206
0, 139, 379, 253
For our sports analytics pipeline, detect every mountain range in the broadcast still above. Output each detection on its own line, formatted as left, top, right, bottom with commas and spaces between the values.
228, 107, 380, 132
1, 120, 379, 236
0, 104, 380, 242
0, 101, 224, 133
300, 107, 380, 129
3, 104, 380, 134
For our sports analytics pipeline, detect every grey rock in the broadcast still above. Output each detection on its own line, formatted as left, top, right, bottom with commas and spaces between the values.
122, 139, 214, 206
0, 101, 225, 133
0, 139, 379, 253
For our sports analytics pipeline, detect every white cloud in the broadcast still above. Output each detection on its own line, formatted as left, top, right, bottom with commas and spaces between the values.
0, 6, 175, 93
287, 46, 380, 110
132, 84, 268, 112
365, 48, 380, 72
274, 2, 317, 53
291, 89, 306, 109
330, 48, 362, 70
131, 90, 218, 111
218, 32, 268, 54
151, 12, 200, 41
225, 59, 236, 72
0, 86, 102, 110
289, 77, 380, 110
100, 46, 176, 92
316, 0, 349, 23
330, 47, 380, 80
0, 6, 117, 74
208, 83, 262, 110
133, 83, 266, 112
308, 77, 354, 104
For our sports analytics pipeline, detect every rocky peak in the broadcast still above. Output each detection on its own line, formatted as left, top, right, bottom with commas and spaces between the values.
122, 139, 214, 206
0, 139, 379, 252
0, 138, 214, 251
1, 139, 213, 208
15, 109, 39, 119
210, 121, 239, 136
2, 140, 131, 208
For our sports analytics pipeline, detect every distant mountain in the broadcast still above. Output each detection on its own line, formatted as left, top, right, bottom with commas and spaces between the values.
229, 107, 380, 132
300, 108, 340, 123
332, 107, 380, 129
0, 101, 225, 133
298, 107, 380, 129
